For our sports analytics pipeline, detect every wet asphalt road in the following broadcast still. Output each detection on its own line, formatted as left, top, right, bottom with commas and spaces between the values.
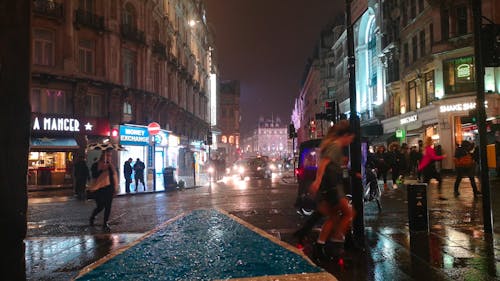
26, 173, 500, 280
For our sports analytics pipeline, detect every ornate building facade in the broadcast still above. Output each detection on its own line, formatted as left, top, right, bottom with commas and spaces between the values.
29, 0, 217, 190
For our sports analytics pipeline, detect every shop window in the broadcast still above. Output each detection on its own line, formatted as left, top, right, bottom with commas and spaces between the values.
33, 29, 54, 66
456, 6, 468, 36
31, 88, 70, 114
122, 48, 137, 88
79, 40, 95, 74
85, 94, 103, 117
443, 56, 475, 95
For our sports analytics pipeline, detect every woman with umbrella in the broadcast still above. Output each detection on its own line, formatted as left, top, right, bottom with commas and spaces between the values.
87, 144, 121, 231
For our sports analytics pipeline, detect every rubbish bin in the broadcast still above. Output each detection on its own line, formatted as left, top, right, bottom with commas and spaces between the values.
407, 184, 429, 232
163, 167, 176, 190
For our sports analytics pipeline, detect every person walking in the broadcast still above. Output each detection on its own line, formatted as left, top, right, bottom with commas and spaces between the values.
409, 146, 418, 177
74, 155, 90, 200
374, 145, 389, 189
307, 120, 355, 261
133, 158, 146, 191
388, 142, 401, 189
416, 140, 424, 181
453, 141, 481, 197
88, 149, 118, 231
123, 158, 133, 193
418, 137, 447, 200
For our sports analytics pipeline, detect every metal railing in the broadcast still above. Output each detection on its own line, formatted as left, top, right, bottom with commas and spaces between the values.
120, 24, 146, 44
75, 9, 104, 31
33, 0, 64, 19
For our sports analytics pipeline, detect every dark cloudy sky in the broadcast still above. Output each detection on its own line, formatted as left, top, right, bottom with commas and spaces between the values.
203, 0, 344, 135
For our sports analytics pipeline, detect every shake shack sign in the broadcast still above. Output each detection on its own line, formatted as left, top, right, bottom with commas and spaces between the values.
31, 113, 109, 136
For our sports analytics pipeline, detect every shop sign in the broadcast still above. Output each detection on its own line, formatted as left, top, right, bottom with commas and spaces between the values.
119, 125, 149, 146
31, 113, 109, 136
456, 64, 471, 79
153, 131, 169, 147
400, 114, 418, 125
396, 129, 406, 139
440, 102, 476, 113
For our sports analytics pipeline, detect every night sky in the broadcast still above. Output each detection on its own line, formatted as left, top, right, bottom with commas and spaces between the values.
203, 0, 344, 135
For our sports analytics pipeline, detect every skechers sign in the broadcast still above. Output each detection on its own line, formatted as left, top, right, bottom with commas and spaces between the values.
119, 125, 149, 146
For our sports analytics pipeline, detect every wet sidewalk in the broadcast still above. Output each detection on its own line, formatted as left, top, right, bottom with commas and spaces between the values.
74, 209, 336, 281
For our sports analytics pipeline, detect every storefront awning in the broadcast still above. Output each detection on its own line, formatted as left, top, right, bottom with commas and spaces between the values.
30, 137, 79, 150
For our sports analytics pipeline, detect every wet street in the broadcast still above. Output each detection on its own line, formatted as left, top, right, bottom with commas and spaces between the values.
26, 173, 500, 280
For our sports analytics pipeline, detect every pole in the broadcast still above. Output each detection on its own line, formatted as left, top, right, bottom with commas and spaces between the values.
472, 0, 493, 233
346, 0, 365, 246
152, 141, 156, 191
0, 1, 31, 278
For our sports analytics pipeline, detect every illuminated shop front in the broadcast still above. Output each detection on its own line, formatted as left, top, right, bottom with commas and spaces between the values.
117, 125, 150, 192
29, 113, 110, 190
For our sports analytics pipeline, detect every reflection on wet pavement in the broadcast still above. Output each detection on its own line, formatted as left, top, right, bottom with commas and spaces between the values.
25, 234, 142, 281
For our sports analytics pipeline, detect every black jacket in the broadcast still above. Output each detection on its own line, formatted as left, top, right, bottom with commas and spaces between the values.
124, 162, 132, 178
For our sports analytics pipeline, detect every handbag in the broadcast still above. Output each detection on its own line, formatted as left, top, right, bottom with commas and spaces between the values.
455, 154, 473, 168
87, 170, 111, 192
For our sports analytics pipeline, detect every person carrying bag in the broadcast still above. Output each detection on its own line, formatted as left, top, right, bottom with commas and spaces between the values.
87, 150, 118, 231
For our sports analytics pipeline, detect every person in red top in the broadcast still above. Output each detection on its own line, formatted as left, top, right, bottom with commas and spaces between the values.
418, 137, 447, 200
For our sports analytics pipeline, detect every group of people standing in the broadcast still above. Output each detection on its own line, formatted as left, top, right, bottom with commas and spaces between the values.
123, 158, 146, 193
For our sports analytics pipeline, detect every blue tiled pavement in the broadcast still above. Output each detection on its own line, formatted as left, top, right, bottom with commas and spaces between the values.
76, 209, 323, 280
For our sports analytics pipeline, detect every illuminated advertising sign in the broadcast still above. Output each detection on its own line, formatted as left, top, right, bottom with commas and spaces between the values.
400, 114, 418, 125
31, 113, 109, 136
119, 125, 149, 146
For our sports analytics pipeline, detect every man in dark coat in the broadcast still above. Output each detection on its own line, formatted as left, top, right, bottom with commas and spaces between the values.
133, 158, 146, 191
74, 155, 90, 200
124, 158, 133, 193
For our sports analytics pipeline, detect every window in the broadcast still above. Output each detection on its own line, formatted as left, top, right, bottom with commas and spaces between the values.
418, 0, 424, 14
85, 94, 103, 117
403, 43, 409, 67
79, 40, 95, 74
410, 0, 416, 19
429, 23, 434, 46
412, 36, 418, 62
123, 3, 136, 27
31, 88, 70, 114
122, 49, 137, 88
456, 6, 468, 36
441, 8, 449, 40
153, 62, 160, 94
419, 30, 426, 57
78, 0, 94, 12
407, 81, 417, 111
402, 0, 408, 26
33, 29, 54, 66
424, 71, 435, 104
123, 101, 132, 121
443, 56, 476, 94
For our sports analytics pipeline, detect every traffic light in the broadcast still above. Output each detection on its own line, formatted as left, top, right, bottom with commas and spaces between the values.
207, 131, 213, 145
468, 109, 478, 123
325, 101, 337, 121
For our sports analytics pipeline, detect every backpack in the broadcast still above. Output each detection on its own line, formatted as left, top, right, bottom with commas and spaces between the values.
455, 153, 473, 168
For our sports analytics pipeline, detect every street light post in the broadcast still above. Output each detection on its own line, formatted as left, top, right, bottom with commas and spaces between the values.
472, 0, 493, 233
346, 0, 365, 246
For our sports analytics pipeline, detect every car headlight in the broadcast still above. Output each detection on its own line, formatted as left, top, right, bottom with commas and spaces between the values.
269, 164, 276, 170
238, 166, 245, 174
208, 166, 215, 174
257, 167, 262, 171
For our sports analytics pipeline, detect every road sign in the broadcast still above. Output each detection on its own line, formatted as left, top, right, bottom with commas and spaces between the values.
147, 122, 161, 135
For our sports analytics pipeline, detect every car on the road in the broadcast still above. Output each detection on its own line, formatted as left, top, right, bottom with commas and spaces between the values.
231, 157, 272, 180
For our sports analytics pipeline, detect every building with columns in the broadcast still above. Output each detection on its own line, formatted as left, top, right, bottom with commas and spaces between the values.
29, 0, 218, 190
217, 80, 241, 164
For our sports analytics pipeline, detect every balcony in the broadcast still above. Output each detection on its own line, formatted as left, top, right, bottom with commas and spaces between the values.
152, 41, 167, 59
33, 0, 64, 20
120, 24, 145, 45
75, 9, 105, 32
